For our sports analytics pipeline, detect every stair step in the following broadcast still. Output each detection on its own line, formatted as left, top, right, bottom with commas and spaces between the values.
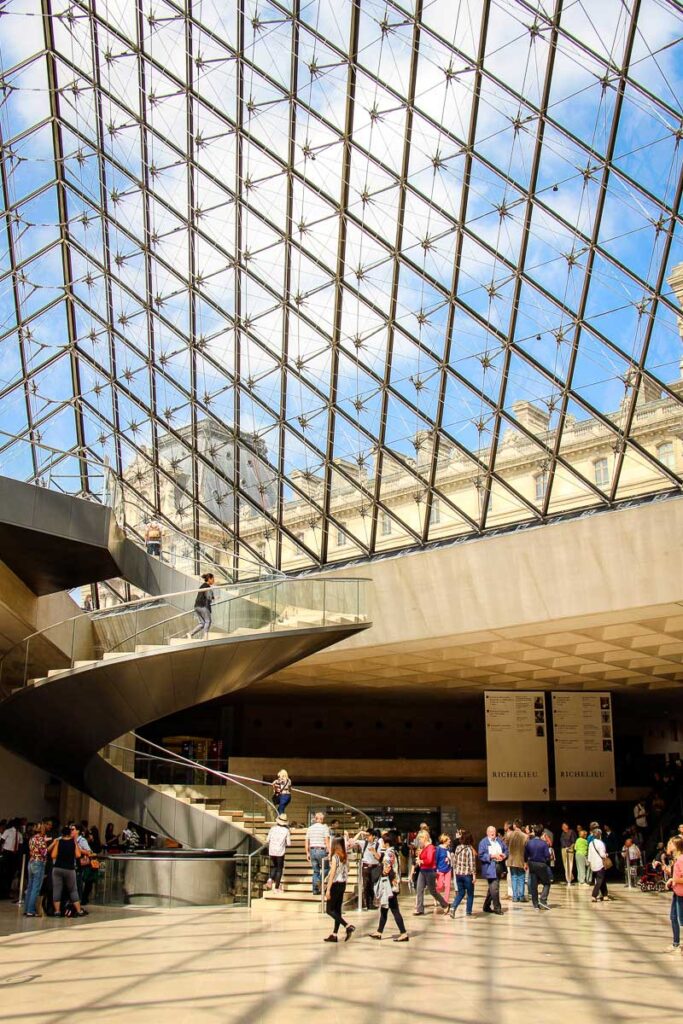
134, 644, 165, 653
73, 660, 98, 669
262, 890, 322, 902
102, 651, 133, 660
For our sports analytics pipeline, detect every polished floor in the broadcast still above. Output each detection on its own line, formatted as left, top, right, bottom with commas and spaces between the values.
1, 882, 681, 1023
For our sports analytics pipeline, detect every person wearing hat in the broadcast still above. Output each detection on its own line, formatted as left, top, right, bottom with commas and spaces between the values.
265, 813, 291, 893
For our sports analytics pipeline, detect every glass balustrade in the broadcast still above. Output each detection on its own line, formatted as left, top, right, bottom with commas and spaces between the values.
0, 576, 370, 690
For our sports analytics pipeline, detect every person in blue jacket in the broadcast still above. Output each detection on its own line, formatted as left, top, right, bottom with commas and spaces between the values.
478, 826, 509, 914
526, 824, 553, 909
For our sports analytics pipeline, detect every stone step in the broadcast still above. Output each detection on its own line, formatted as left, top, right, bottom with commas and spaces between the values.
73, 659, 98, 669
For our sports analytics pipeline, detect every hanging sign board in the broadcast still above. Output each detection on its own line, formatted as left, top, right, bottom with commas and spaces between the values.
552, 692, 616, 800
485, 691, 550, 801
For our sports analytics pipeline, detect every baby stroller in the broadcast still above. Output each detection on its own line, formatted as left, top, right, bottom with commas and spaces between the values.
638, 862, 666, 892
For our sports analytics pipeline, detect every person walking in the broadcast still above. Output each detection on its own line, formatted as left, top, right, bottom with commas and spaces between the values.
356, 827, 381, 910
449, 829, 477, 917
588, 828, 610, 902
505, 819, 528, 903
305, 812, 330, 895
51, 826, 87, 917
526, 824, 553, 910
574, 828, 590, 885
23, 823, 50, 917
560, 823, 576, 884
435, 834, 453, 904
662, 836, 683, 953
478, 825, 508, 915
265, 813, 291, 893
190, 573, 215, 639
323, 837, 354, 942
414, 834, 450, 915
271, 770, 292, 815
369, 831, 408, 941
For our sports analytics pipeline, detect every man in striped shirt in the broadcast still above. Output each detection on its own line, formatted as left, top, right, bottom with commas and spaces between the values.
305, 812, 331, 895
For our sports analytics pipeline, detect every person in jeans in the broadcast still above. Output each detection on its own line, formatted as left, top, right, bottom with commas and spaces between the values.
414, 835, 449, 915
560, 822, 576, 884
369, 831, 408, 941
271, 770, 292, 815
52, 826, 87, 917
449, 830, 477, 917
305, 812, 330, 895
478, 825, 508, 915
526, 824, 553, 910
505, 820, 528, 902
662, 836, 683, 953
24, 822, 51, 917
588, 828, 610, 902
190, 573, 215, 639
323, 838, 354, 942
265, 814, 291, 893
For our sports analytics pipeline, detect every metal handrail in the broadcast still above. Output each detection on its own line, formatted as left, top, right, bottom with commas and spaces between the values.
1, 574, 369, 674
130, 732, 373, 830
113, 736, 277, 821
0, 581, 238, 672
107, 579, 286, 653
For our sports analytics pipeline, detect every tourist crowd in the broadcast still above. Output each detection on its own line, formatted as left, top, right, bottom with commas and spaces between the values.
0, 816, 145, 916
270, 811, 683, 945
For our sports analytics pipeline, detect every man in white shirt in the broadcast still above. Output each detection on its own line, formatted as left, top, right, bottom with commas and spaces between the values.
0, 819, 21, 899
265, 814, 291, 893
305, 812, 331, 895
588, 828, 610, 902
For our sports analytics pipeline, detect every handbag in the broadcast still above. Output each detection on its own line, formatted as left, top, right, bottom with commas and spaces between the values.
602, 855, 613, 870
89, 858, 101, 871
495, 859, 508, 880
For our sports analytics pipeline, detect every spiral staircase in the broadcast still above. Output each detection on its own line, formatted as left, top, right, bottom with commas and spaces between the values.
0, 476, 372, 897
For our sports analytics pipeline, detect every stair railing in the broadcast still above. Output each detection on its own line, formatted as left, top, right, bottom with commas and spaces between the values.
0, 576, 369, 689
130, 732, 374, 832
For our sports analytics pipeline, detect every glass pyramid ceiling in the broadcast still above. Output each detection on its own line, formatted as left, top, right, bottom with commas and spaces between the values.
1, 0, 682, 575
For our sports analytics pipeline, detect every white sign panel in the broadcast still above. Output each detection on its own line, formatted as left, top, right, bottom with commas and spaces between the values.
552, 692, 616, 801
485, 691, 550, 801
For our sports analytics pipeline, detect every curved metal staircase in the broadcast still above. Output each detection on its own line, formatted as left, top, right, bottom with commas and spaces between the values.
0, 576, 371, 861
109, 734, 370, 906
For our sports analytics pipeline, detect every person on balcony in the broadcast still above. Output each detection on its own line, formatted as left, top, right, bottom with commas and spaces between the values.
190, 573, 215, 639
265, 814, 291, 893
144, 520, 162, 557
271, 769, 292, 815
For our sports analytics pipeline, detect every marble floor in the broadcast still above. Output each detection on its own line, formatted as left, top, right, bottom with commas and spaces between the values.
0, 882, 681, 1023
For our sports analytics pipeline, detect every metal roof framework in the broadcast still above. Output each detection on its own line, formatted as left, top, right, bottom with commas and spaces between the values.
0, 0, 682, 574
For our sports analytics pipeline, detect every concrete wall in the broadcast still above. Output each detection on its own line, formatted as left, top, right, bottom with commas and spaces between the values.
326, 496, 683, 653
0, 747, 57, 821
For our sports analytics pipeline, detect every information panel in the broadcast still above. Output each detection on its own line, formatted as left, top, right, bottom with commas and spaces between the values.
552, 692, 616, 800
485, 691, 550, 801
